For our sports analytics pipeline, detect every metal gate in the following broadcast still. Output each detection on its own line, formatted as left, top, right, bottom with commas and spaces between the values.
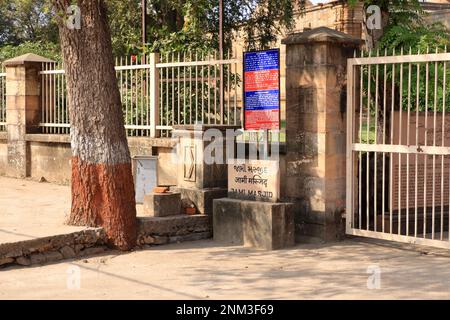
346, 51, 450, 249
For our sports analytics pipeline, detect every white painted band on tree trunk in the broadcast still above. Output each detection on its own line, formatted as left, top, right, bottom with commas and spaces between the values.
71, 128, 131, 165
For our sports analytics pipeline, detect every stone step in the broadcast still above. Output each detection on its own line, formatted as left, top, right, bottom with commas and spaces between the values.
143, 192, 182, 217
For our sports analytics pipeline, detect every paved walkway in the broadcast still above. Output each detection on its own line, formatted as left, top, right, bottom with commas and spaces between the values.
0, 177, 146, 244
0, 177, 85, 244
2, 176, 450, 299
1, 239, 450, 299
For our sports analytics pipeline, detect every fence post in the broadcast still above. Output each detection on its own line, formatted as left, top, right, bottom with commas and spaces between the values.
150, 53, 160, 138
281, 27, 361, 242
3, 53, 54, 178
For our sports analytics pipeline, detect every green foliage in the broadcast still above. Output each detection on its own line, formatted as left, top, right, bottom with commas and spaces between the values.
0, 41, 61, 62
0, 0, 58, 45
378, 23, 450, 54
144, 0, 308, 53
367, 20, 450, 112
106, 0, 142, 57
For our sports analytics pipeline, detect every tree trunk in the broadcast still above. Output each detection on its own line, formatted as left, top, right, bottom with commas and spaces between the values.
53, 0, 137, 250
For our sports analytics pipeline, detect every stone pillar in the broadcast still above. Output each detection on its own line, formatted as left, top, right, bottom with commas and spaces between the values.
281, 27, 360, 242
4, 53, 54, 177
173, 124, 239, 215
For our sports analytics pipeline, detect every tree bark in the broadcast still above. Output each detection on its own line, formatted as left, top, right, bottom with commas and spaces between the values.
53, 0, 137, 250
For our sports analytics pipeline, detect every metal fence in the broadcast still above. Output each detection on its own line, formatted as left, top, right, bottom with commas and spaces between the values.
39, 51, 241, 137
0, 66, 6, 131
346, 49, 450, 249
40, 62, 68, 134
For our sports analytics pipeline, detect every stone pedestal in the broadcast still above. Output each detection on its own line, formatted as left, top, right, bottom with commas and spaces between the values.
173, 124, 239, 214
173, 187, 227, 215
3, 53, 54, 178
281, 27, 360, 242
213, 198, 295, 250
143, 192, 181, 217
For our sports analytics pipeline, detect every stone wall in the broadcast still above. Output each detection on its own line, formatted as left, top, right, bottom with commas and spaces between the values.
0, 133, 178, 186
137, 215, 211, 246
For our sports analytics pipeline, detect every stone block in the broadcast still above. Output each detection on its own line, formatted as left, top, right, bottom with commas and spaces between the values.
176, 187, 227, 215
213, 198, 295, 250
60, 246, 76, 259
143, 192, 181, 217
0, 257, 14, 266
15, 256, 31, 266
44, 251, 63, 262
213, 198, 244, 245
30, 253, 46, 265
242, 201, 295, 250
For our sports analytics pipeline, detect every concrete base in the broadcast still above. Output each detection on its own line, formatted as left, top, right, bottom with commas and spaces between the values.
213, 198, 295, 250
174, 187, 227, 215
143, 192, 181, 217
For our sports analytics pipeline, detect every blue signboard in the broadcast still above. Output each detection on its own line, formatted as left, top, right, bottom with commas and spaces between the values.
243, 49, 280, 130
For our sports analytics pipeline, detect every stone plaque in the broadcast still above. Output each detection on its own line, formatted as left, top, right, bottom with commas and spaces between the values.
228, 160, 280, 202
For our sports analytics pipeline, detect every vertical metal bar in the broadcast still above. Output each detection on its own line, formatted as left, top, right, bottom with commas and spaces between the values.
201, 51, 205, 124
208, 53, 211, 124
136, 56, 140, 136
119, 57, 123, 128
227, 50, 231, 125
130, 57, 134, 136
382, 56, 387, 233
366, 62, 371, 230
183, 52, 186, 125
390, 57, 396, 235
234, 49, 238, 125
146, 55, 150, 136
442, 60, 447, 240
172, 53, 175, 128
415, 60, 420, 238
424, 58, 429, 238
440, 59, 446, 240
406, 58, 412, 236
374, 60, 379, 232
125, 56, 129, 136
398, 54, 403, 235
52, 62, 55, 133
45, 63, 49, 133
219, 0, 224, 125
189, 51, 192, 124
41, 63, 45, 133
149, 53, 160, 138
432, 59, 438, 239
359, 63, 364, 230
346, 61, 355, 233
141, 57, 145, 136
63, 62, 67, 134
214, 51, 217, 124
166, 53, 169, 132
195, 52, 198, 123
178, 52, 181, 126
